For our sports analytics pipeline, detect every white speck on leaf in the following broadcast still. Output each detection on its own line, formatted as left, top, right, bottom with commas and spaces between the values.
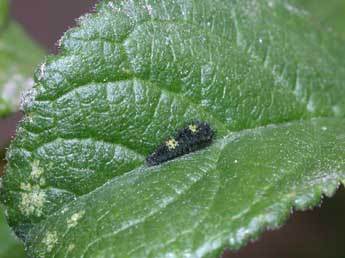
283, 2, 308, 16
307, 97, 315, 112
143, 4, 153, 16
107, 1, 115, 9
107, 1, 121, 12
39, 63, 46, 80
61, 207, 69, 214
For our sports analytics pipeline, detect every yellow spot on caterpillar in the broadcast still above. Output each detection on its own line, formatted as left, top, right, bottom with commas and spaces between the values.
166, 139, 179, 150
19, 190, 46, 217
67, 210, 85, 229
42, 231, 58, 253
188, 124, 199, 133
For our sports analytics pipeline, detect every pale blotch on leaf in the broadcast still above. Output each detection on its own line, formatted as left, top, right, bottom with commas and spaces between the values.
19, 190, 46, 217
67, 210, 86, 229
42, 231, 58, 253
31, 160, 44, 180
68, 244, 75, 252
39, 177, 46, 186
20, 182, 40, 192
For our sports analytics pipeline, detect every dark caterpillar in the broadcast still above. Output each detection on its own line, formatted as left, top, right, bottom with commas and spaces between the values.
146, 121, 215, 166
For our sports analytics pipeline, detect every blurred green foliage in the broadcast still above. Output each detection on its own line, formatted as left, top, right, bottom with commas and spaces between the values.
297, 0, 345, 38
0, 209, 25, 258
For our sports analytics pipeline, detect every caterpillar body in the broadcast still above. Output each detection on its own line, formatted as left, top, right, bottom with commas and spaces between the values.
146, 121, 215, 166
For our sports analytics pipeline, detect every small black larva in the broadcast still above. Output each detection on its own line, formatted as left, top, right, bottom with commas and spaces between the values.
146, 121, 215, 166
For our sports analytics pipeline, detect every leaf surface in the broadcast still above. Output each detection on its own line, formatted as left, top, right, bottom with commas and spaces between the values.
1, 0, 345, 257
295, 0, 345, 38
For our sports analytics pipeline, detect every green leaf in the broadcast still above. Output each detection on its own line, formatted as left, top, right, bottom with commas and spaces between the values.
0, 4, 44, 117
0, 0, 9, 28
0, 208, 25, 258
294, 0, 345, 38
1, 0, 345, 257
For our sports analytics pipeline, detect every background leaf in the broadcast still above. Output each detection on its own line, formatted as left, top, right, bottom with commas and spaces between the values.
1, 0, 345, 257
0, 0, 44, 117
0, 0, 9, 29
0, 209, 25, 258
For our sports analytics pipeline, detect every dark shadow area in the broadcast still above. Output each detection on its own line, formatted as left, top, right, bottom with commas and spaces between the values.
10, 0, 99, 53
0, 112, 22, 152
